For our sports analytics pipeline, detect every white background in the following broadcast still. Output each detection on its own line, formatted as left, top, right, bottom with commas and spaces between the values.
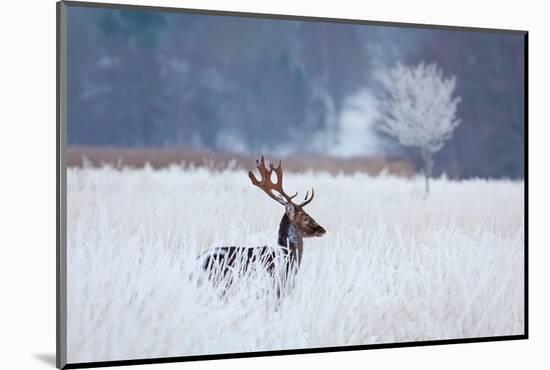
0, 0, 546, 369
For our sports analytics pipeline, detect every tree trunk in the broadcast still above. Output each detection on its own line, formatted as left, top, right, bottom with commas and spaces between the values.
421, 148, 433, 197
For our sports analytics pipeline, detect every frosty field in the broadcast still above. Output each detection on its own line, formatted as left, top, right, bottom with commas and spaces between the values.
66, 165, 525, 363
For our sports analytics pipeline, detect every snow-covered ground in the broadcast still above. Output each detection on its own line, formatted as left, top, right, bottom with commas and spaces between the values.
66, 165, 525, 363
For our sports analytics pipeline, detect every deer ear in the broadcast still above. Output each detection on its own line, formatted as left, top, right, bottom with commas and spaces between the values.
285, 203, 296, 220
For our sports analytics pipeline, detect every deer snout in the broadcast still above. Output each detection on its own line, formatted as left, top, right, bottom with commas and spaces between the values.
316, 226, 326, 237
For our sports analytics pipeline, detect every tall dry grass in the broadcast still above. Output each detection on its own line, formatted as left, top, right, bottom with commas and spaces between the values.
67, 146, 415, 176
67, 165, 524, 363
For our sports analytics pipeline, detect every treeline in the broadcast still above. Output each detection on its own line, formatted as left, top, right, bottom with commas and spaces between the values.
67, 5, 525, 178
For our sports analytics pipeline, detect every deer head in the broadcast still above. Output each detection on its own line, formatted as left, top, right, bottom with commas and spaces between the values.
248, 156, 326, 238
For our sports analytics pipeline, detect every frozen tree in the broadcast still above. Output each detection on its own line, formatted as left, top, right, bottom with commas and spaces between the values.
379, 62, 461, 195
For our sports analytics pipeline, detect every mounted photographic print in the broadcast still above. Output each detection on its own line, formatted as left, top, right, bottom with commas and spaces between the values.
56, 1, 528, 368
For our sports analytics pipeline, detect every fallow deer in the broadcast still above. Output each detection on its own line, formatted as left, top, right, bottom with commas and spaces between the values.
196, 156, 326, 296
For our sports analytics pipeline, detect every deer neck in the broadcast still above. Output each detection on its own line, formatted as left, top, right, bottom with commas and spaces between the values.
278, 214, 304, 266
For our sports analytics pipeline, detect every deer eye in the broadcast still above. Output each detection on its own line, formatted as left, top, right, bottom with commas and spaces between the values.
303, 216, 310, 223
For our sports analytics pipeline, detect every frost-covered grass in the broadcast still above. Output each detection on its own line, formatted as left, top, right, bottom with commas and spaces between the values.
66, 166, 525, 363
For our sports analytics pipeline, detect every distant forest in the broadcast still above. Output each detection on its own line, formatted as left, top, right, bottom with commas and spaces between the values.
67, 5, 525, 179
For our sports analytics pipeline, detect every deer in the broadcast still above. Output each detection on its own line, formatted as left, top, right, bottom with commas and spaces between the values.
195, 156, 326, 298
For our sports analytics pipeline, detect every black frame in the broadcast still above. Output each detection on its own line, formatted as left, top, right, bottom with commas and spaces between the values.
56, 1, 529, 368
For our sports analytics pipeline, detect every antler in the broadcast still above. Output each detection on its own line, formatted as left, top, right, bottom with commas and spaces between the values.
298, 188, 315, 207
248, 156, 297, 206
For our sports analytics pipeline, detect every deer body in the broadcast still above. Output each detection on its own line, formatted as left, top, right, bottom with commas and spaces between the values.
196, 157, 325, 296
